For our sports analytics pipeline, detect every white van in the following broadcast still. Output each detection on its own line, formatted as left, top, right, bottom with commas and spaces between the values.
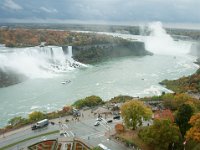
98, 143, 111, 150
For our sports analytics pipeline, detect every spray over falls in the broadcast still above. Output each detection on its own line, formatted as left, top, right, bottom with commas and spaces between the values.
144, 22, 192, 55
97, 22, 193, 56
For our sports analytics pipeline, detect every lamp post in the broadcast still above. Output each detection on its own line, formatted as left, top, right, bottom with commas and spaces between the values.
183, 140, 187, 150
172, 142, 174, 150
108, 126, 112, 140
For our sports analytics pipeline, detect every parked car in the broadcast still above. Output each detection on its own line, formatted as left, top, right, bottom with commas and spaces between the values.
107, 120, 113, 123
50, 121, 55, 125
94, 121, 100, 126
96, 117, 102, 121
60, 131, 67, 136
113, 115, 120, 120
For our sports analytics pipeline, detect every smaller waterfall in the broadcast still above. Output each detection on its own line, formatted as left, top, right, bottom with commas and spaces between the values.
65, 46, 75, 66
68, 46, 73, 58
0, 45, 85, 79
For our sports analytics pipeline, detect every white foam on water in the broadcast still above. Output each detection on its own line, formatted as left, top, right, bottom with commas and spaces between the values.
141, 85, 173, 96
30, 105, 40, 110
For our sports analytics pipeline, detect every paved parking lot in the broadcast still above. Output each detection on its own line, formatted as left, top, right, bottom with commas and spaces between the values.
58, 113, 126, 150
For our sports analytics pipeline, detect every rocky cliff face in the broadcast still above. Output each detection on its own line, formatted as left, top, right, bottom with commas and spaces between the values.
72, 41, 152, 64
0, 69, 27, 88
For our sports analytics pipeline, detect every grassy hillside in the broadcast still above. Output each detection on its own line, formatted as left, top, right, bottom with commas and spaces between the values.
160, 68, 200, 94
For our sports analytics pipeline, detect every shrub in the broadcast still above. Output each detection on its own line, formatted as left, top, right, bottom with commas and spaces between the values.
72, 95, 104, 109
109, 95, 133, 103
28, 111, 46, 122
115, 123, 125, 133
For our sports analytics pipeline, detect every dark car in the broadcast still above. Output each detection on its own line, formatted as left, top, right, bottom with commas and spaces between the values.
31, 125, 37, 130
107, 120, 113, 123
73, 110, 81, 117
113, 115, 120, 120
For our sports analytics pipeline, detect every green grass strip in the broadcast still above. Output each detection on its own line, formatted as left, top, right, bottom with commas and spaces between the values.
0, 130, 59, 150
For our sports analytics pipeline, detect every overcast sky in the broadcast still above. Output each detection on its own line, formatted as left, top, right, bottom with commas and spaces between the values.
0, 0, 200, 24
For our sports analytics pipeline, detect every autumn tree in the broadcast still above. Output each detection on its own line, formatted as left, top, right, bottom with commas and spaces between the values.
162, 93, 200, 111
176, 104, 193, 137
139, 119, 181, 150
62, 106, 72, 113
115, 123, 125, 133
186, 113, 200, 142
28, 111, 45, 122
121, 100, 152, 130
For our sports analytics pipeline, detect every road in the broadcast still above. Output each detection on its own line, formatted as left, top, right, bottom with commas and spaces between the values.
0, 124, 58, 149
0, 110, 130, 150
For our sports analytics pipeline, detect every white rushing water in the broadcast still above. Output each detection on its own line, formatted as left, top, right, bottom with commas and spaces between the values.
0, 46, 84, 78
0, 22, 198, 127
144, 22, 192, 55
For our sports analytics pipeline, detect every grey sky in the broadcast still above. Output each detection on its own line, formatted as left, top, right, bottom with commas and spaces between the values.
0, 0, 200, 24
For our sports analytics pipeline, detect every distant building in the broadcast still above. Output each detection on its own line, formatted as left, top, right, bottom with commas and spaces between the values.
153, 109, 174, 122
144, 101, 163, 112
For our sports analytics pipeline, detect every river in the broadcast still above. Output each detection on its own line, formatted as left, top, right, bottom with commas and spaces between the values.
0, 26, 199, 127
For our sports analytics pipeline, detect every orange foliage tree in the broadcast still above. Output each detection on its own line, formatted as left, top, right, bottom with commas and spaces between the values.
115, 123, 125, 133
62, 106, 72, 113
186, 113, 200, 142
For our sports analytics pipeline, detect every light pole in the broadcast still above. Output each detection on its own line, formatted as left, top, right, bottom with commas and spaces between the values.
108, 128, 110, 140
2, 131, 5, 138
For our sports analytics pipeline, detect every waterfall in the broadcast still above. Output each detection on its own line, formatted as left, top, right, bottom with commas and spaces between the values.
143, 22, 192, 55
0, 45, 84, 79
66, 46, 75, 63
